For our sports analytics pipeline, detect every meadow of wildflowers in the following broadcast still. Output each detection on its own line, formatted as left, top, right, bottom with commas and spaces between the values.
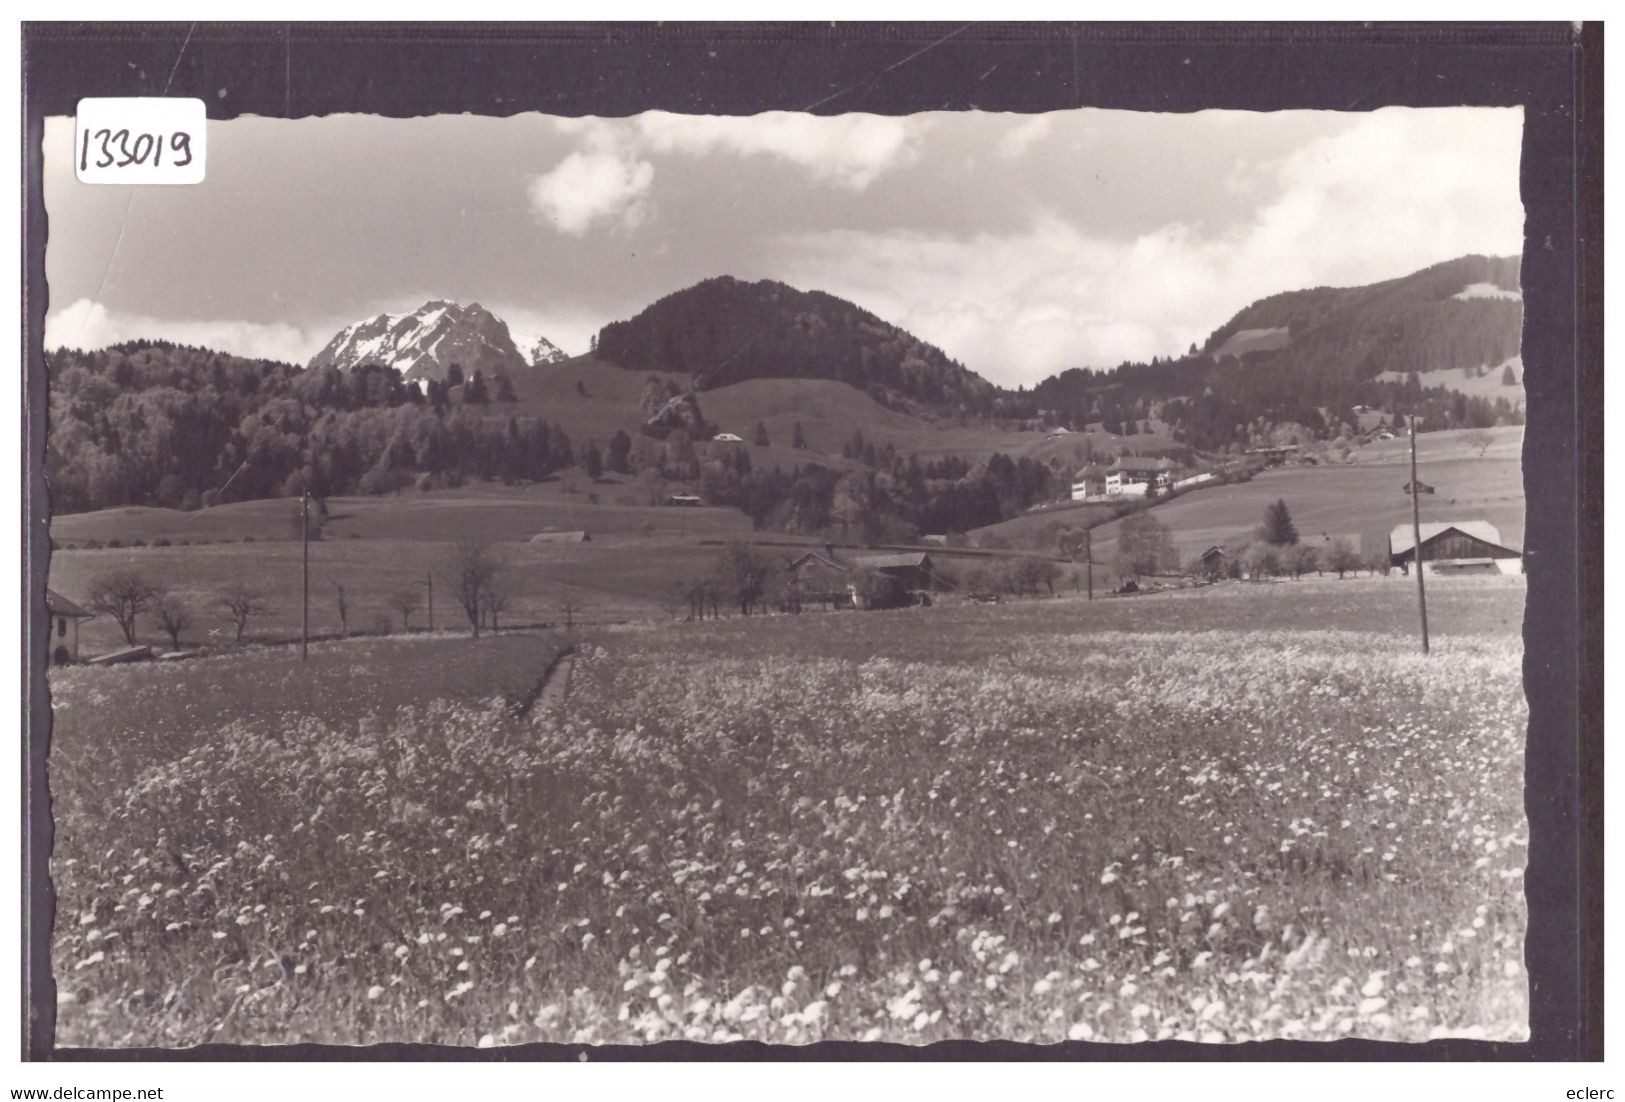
49, 577, 1527, 1047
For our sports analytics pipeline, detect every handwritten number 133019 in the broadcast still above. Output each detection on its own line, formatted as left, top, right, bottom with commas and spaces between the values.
79, 128, 194, 171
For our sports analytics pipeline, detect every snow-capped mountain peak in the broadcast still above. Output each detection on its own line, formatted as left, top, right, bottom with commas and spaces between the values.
308, 301, 566, 381
512, 331, 569, 367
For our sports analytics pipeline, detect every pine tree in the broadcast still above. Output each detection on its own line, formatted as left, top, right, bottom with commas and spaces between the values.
754, 421, 770, 447
607, 429, 632, 474
1502, 363, 1517, 386
792, 422, 807, 449
1261, 499, 1299, 546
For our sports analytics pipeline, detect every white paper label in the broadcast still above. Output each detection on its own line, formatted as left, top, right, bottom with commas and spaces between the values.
74, 98, 206, 185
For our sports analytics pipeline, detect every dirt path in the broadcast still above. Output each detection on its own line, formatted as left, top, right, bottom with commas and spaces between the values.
511, 643, 578, 719
529, 646, 576, 714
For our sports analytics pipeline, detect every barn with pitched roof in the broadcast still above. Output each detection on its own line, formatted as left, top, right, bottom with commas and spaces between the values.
1387, 521, 1523, 575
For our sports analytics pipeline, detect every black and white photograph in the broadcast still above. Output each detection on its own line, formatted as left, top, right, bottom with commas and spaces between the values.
20, 21, 1599, 1068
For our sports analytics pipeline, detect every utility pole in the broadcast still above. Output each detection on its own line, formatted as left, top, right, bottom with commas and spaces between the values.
1085, 525, 1093, 601
301, 489, 310, 661
426, 571, 434, 632
1408, 415, 1429, 655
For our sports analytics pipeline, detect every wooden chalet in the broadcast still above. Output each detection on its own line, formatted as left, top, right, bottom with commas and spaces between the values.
785, 548, 938, 610
1387, 521, 1522, 575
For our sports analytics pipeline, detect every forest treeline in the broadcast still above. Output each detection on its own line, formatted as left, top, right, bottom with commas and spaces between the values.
46, 342, 574, 513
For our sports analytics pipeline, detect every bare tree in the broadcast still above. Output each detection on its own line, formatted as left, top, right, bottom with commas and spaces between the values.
1286, 543, 1320, 580
655, 579, 690, 621
88, 569, 159, 645
1325, 538, 1361, 579
333, 583, 350, 637
151, 592, 191, 650
1463, 427, 1495, 458
556, 595, 583, 631
716, 543, 771, 616
439, 536, 505, 637
481, 577, 514, 632
388, 587, 422, 631
216, 583, 270, 645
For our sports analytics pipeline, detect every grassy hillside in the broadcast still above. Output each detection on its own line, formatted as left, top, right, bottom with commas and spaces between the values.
1376, 357, 1526, 404
973, 426, 1525, 565
1203, 254, 1523, 380
503, 354, 1188, 474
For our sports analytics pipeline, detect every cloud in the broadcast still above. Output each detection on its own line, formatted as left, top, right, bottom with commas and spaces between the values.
45, 299, 325, 364
526, 150, 654, 236
996, 115, 1054, 160
633, 111, 928, 190
772, 107, 1525, 386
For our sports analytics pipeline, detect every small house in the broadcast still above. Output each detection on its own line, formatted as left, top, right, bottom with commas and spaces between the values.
46, 589, 93, 666
530, 530, 590, 544
712, 432, 744, 443
666, 494, 704, 507
1388, 521, 1522, 575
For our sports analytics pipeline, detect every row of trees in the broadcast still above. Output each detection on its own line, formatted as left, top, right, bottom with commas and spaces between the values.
85, 570, 270, 648
75, 536, 595, 655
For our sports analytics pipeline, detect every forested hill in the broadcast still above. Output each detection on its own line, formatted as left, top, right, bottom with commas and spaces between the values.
45, 342, 576, 514
1202, 254, 1523, 379
1010, 254, 1526, 453
592, 276, 997, 414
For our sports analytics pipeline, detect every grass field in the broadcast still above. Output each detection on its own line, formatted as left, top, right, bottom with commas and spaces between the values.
49, 630, 569, 823
47, 536, 730, 654
975, 426, 1525, 562
51, 481, 754, 549
49, 577, 1526, 1047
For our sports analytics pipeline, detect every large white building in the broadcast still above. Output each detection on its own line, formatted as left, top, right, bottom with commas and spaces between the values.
1104, 456, 1179, 497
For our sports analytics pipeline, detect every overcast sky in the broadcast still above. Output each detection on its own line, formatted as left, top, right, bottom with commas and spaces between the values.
43, 106, 1523, 388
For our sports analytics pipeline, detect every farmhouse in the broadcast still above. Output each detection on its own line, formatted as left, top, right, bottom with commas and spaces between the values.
46, 589, 93, 666
1388, 521, 1522, 575
712, 432, 744, 443
666, 494, 704, 507
786, 548, 937, 610
850, 552, 936, 608
786, 549, 852, 608
1104, 456, 1178, 497
1070, 463, 1108, 502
